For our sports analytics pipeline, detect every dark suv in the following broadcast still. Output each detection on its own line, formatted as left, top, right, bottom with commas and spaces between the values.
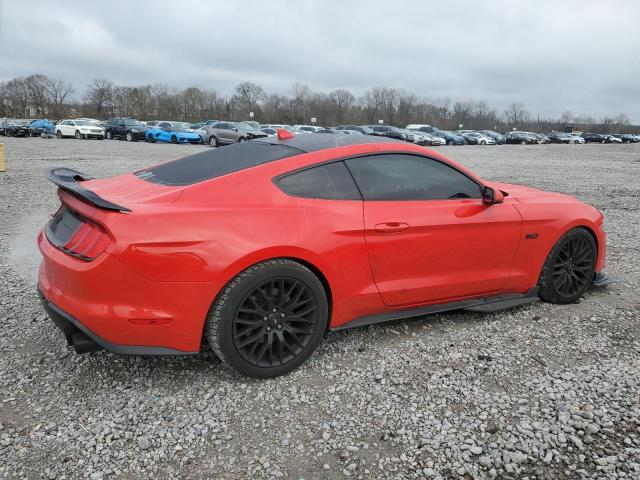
365, 125, 407, 140
105, 118, 147, 141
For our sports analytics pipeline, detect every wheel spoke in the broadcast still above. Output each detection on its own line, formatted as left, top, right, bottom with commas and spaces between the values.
236, 329, 265, 349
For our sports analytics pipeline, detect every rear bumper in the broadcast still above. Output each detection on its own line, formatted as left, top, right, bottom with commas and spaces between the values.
38, 288, 195, 355
38, 231, 213, 353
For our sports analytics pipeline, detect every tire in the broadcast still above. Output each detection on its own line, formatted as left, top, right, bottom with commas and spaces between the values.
521, 140, 527, 145
208, 136, 218, 147
126, 132, 133, 142
106, 131, 112, 140
447, 140, 453, 146
238, 137, 246, 143
538, 227, 597, 304
204, 259, 329, 378
73, 130, 81, 139
171, 135, 177, 144
147, 134, 155, 143
56, 130, 62, 139
480, 140, 486, 145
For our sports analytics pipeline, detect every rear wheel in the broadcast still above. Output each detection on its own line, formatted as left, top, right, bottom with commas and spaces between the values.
521, 140, 527, 145
147, 134, 155, 143
205, 259, 328, 378
126, 132, 134, 142
106, 131, 113, 140
480, 140, 486, 145
447, 140, 453, 146
171, 135, 177, 144
538, 228, 596, 304
56, 130, 62, 139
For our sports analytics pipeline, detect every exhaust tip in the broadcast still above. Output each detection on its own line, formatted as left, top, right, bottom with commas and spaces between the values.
70, 333, 103, 354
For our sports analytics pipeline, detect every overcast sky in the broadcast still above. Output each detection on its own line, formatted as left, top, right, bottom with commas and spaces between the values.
1, 0, 639, 121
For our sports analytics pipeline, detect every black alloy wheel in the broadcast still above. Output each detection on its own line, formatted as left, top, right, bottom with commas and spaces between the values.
106, 131, 112, 139
233, 277, 319, 368
205, 259, 328, 378
539, 228, 596, 304
126, 132, 133, 142
171, 135, 177, 144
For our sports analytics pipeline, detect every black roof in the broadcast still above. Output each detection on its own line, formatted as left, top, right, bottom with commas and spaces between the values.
253, 132, 402, 152
135, 133, 403, 186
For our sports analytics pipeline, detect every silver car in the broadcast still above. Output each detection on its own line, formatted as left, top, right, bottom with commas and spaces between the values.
202, 121, 267, 147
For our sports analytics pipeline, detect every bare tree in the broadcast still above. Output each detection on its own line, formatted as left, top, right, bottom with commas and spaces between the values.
504, 102, 530, 126
84, 79, 113, 118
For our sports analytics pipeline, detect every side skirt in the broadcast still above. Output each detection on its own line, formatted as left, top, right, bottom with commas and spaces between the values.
331, 288, 540, 331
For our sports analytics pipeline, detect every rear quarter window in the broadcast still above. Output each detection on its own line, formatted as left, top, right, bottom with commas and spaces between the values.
277, 162, 361, 200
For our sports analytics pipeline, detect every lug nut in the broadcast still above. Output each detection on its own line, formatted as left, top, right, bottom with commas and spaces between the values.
266, 327, 271, 332
263, 317, 268, 321
272, 308, 277, 313
280, 313, 285, 318
277, 324, 282, 329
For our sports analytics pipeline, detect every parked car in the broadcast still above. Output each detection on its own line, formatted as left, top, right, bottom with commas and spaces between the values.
428, 130, 466, 145
146, 125, 202, 144
568, 134, 586, 144
460, 132, 496, 145
104, 118, 146, 141
405, 124, 440, 133
39, 134, 610, 377
548, 132, 578, 144
201, 121, 268, 147
295, 125, 324, 133
478, 130, 505, 144
260, 127, 278, 137
366, 125, 407, 140
25, 119, 55, 136
419, 132, 446, 146
1, 120, 29, 137
335, 125, 376, 135
613, 133, 640, 143
243, 121, 260, 130
604, 135, 622, 144
581, 133, 608, 143
504, 131, 539, 145
55, 119, 105, 139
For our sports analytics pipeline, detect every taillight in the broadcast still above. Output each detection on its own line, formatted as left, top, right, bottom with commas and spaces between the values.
45, 205, 112, 261
62, 220, 111, 260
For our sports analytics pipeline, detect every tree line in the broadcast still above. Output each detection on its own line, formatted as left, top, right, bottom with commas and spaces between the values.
1, 73, 636, 133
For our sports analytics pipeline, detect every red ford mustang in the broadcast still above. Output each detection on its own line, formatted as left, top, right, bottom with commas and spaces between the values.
38, 131, 612, 377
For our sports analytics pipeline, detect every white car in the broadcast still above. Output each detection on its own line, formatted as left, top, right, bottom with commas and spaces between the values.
55, 119, 105, 139
294, 125, 324, 133
568, 134, 586, 144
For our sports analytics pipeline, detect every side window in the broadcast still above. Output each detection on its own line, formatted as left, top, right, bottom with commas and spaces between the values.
158, 122, 171, 128
345, 154, 481, 201
277, 162, 361, 200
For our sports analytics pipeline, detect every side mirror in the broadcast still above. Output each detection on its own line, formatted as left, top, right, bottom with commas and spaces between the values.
482, 186, 504, 205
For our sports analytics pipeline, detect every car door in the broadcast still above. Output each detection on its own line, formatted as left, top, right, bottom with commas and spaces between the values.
61, 120, 74, 136
345, 153, 522, 307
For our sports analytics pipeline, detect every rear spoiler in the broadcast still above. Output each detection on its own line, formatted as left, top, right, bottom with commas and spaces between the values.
45, 168, 130, 212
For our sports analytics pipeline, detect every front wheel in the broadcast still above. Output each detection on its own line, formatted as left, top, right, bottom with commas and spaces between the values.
521, 140, 527, 145
106, 131, 112, 140
208, 136, 218, 147
205, 259, 329, 378
480, 140, 486, 145
147, 134, 155, 143
56, 130, 62, 139
171, 135, 177, 144
126, 132, 134, 142
447, 140, 453, 146
538, 227, 596, 304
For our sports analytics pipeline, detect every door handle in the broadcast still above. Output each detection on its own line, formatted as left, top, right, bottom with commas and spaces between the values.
374, 222, 410, 233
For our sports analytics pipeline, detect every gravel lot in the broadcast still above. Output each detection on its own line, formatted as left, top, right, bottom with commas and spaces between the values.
0, 137, 638, 480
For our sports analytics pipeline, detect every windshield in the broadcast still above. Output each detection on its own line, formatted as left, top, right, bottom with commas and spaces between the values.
171, 127, 187, 133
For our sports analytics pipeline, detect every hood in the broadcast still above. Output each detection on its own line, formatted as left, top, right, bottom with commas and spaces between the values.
487, 181, 579, 204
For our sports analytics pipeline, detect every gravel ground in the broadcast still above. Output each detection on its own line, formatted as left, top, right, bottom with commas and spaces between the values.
0, 137, 638, 480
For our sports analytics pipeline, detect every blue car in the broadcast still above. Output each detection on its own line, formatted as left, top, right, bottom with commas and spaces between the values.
146, 126, 202, 144
26, 119, 55, 136
431, 130, 466, 145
